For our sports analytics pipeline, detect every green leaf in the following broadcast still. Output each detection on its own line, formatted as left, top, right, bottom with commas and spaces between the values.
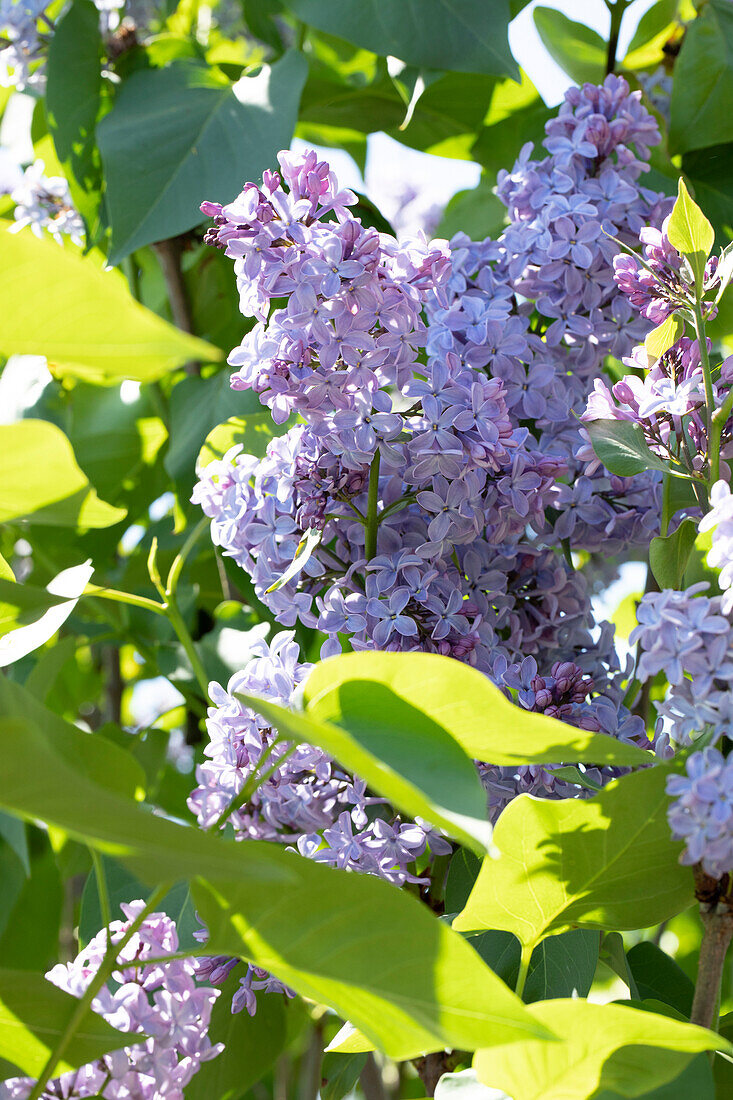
669, 0, 733, 155
681, 144, 733, 242
0, 678, 145, 801
303, 651, 651, 768
0, 967, 132, 1078
600, 932, 639, 1000
234, 687, 494, 854
46, 0, 102, 225
0, 715, 551, 1060
264, 526, 323, 594
473, 998, 729, 1100
523, 930, 598, 1004
320, 1052, 368, 1100
645, 313, 684, 365
0, 421, 126, 529
198, 412, 286, 467
437, 177, 507, 241
626, 942, 695, 1018
195, 871, 551, 1060
0, 813, 29, 876
666, 177, 715, 291
164, 372, 261, 482
0, 227, 219, 383
185, 971, 288, 1100
649, 518, 699, 589
0, 578, 68, 637
98, 52, 307, 263
585, 419, 669, 477
453, 765, 693, 950
0, 840, 63, 970
285, 0, 518, 77
533, 7, 606, 85
625, 0, 677, 58
0, 563, 93, 667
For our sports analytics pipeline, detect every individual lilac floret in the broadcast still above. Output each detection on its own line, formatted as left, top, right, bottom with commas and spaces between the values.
699, 479, 733, 615
0, 903, 222, 1100
667, 747, 733, 878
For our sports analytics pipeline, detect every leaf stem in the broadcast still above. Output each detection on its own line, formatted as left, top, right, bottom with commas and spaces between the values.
91, 849, 111, 934
27, 884, 170, 1100
82, 584, 166, 616
209, 740, 296, 832
692, 302, 717, 484
365, 450, 381, 561
514, 944, 533, 999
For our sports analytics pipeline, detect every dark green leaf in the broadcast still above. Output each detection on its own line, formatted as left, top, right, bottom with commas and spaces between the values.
669, 0, 733, 155
187, 971, 287, 1100
682, 143, 733, 242
437, 177, 507, 241
0, 677, 145, 801
0, 813, 29, 876
0, 841, 62, 970
99, 52, 307, 262
626, 942, 695, 1017
594, 1053, 714, 1100
650, 518, 699, 589
46, 0, 102, 225
0, 967, 132, 1078
586, 419, 669, 476
533, 7, 606, 85
320, 1052, 368, 1100
523, 931, 598, 1004
285, 0, 518, 77
165, 371, 261, 482
454, 766, 693, 949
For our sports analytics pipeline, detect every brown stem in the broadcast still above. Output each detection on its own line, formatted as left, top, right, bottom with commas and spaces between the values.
153, 237, 199, 375
360, 1054, 389, 1100
691, 902, 733, 1029
105, 645, 123, 725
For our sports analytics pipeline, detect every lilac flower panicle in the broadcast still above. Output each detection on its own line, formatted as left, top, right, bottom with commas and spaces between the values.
191, 76, 677, 1002
0, 904, 222, 1100
667, 748, 733, 879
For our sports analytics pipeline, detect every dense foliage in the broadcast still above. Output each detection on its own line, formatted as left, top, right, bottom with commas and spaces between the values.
3, 2, 733, 1099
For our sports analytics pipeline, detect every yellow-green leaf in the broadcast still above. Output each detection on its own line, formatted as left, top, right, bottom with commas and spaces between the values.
474, 998, 729, 1100
645, 313, 684, 366
0, 226, 220, 383
666, 177, 715, 291
0, 421, 126, 528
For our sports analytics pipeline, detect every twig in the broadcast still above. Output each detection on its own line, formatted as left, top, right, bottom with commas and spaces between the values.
153, 237, 199, 375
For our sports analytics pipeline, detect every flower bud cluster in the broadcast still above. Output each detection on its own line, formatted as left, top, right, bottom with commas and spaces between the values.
0, 903, 222, 1100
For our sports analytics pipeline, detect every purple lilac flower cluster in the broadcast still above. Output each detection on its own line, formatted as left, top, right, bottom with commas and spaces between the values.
631, 584, 733, 746
194, 79, 665, 846
667, 747, 733, 879
0, 903, 222, 1100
